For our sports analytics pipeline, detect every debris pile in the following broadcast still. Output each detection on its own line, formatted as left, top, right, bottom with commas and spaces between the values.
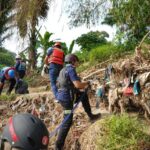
0, 91, 93, 150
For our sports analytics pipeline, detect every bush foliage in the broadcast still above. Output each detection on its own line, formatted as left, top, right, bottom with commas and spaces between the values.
89, 43, 129, 63
96, 114, 150, 150
75, 43, 133, 73
0, 48, 15, 69
0, 93, 16, 101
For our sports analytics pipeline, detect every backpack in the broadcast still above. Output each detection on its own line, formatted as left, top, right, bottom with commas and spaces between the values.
18, 61, 26, 71
57, 66, 74, 90
15, 80, 29, 94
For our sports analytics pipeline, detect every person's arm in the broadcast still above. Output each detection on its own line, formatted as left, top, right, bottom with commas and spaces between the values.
73, 80, 89, 89
44, 56, 49, 65
68, 67, 89, 89
44, 47, 53, 65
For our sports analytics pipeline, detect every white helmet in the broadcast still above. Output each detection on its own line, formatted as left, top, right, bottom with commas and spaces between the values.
16, 54, 21, 59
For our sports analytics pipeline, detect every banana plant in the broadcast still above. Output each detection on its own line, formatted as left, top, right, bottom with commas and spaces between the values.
35, 29, 54, 67
61, 40, 75, 55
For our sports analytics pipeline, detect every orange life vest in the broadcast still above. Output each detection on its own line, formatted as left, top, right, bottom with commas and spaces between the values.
48, 48, 64, 65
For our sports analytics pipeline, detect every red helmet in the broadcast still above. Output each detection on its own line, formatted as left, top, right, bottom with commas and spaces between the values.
65, 54, 79, 64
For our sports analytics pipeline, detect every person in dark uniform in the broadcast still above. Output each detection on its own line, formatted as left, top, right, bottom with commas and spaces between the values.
55, 54, 101, 150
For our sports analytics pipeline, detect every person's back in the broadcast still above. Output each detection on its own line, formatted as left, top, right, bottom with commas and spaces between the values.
18, 60, 26, 72
44, 42, 65, 100
0, 67, 16, 95
0, 113, 49, 150
15, 55, 26, 79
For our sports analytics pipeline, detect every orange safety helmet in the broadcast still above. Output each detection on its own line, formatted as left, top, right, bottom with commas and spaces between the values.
54, 42, 61, 47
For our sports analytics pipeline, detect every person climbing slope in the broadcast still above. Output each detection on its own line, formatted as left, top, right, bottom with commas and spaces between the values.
55, 54, 101, 150
44, 42, 65, 100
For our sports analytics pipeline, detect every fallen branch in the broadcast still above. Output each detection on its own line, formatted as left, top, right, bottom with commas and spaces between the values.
83, 68, 105, 81
95, 59, 112, 68
135, 66, 150, 72
139, 31, 150, 48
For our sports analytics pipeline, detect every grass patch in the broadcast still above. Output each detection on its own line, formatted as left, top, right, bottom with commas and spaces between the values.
96, 114, 150, 150
0, 93, 16, 101
76, 61, 97, 73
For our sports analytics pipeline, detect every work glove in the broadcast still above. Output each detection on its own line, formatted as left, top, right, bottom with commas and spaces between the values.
87, 80, 92, 89
43, 64, 49, 74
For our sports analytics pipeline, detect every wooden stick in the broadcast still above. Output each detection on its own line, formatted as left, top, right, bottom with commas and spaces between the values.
139, 31, 150, 48
83, 68, 105, 80
135, 66, 150, 71
95, 59, 112, 68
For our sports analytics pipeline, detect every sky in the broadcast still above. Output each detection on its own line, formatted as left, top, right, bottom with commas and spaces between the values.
3, 0, 116, 54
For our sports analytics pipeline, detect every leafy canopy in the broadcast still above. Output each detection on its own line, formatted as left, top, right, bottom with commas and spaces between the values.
0, 48, 15, 69
76, 30, 109, 51
0, 0, 14, 46
103, 0, 150, 42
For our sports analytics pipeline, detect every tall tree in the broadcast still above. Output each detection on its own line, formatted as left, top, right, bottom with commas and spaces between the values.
14, 0, 52, 70
103, 0, 150, 44
63, 0, 109, 28
76, 31, 109, 51
64, 0, 150, 46
0, 0, 14, 46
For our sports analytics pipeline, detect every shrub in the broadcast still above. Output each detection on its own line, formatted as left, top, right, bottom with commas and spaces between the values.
96, 114, 150, 150
0, 93, 16, 101
89, 43, 122, 63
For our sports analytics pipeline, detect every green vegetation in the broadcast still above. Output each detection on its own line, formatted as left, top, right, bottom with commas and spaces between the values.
89, 43, 134, 62
0, 93, 16, 101
66, 0, 150, 50
105, 0, 150, 43
96, 114, 150, 150
75, 43, 134, 73
76, 31, 109, 52
15, 0, 50, 69
62, 40, 75, 55
0, 48, 15, 69
36, 30, 54, 67
0, 0, 14, 46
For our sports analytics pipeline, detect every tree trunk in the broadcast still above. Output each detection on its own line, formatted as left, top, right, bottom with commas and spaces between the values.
28, 19, 37, 70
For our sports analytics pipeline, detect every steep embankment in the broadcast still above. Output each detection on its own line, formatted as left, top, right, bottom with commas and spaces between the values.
0, 85, 100, 150
1, 48, 150, 149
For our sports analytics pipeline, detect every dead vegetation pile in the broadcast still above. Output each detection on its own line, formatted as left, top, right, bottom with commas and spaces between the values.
0, 91, 93, 150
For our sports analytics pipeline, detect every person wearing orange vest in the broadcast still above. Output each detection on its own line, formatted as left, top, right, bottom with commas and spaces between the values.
0, 67, 16, 95
44, 42, 64, 100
